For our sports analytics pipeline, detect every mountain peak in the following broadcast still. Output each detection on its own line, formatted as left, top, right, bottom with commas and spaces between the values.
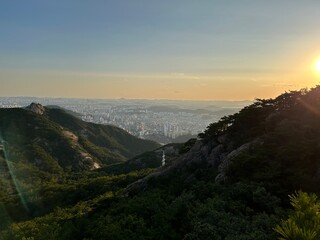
25, 102, 45, 115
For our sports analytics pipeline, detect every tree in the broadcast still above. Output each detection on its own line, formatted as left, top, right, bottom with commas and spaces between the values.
274, 191, 320, 240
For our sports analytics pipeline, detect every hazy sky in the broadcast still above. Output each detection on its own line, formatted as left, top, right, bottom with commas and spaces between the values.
1, 1, 320, 100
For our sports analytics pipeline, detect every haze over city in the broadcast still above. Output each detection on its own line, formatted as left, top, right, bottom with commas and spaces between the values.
1, 1, 320, 100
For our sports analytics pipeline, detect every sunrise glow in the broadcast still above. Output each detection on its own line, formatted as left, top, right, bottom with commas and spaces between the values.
315, 59, 320, 74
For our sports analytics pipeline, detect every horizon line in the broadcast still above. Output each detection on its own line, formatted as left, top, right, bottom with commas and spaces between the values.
0, 95, 253, 102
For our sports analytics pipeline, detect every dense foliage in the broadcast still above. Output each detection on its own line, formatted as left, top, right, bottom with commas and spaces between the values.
201, 86, 320, 195
1, 166, 281, 239
0, 105, 159, 231
2, 87, 320, 239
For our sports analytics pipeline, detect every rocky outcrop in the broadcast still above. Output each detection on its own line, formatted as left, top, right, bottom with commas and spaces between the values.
125, 139, 217, 194
125, 135, 263, 195
215, 139, 262, 183
25, 103, 45, 115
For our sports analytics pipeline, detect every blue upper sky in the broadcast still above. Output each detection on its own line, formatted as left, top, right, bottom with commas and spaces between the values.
1, 1, 320, 99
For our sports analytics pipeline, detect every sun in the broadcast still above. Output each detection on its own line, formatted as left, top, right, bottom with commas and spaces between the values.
315, 59, 320, 73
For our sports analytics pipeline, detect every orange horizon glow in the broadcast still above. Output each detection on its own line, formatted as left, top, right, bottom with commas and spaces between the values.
0, 65, 318, 101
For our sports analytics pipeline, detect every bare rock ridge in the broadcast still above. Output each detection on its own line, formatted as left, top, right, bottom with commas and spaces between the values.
125, 136, 262, 194
24, 102, 45, 115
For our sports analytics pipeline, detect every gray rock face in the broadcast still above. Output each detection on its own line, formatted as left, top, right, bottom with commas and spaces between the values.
125, 139, 219, 194
215, 138, 262, 183
25, 103, 45, 115
125, 134, 262, 195
208, 144, 225, 167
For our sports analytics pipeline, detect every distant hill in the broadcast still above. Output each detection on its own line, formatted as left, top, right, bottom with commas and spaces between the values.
148, 105, 214, 114
147, 105, 243, 116
0, 103, 160, 173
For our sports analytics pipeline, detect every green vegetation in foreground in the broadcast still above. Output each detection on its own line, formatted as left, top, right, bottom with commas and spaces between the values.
2, 86, 320, 239
275, 191, 320, 240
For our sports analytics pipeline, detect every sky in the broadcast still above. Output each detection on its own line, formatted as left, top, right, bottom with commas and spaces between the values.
1, 0, 320, 100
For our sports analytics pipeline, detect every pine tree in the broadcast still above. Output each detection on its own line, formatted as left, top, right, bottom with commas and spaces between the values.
275, 191, 320, 240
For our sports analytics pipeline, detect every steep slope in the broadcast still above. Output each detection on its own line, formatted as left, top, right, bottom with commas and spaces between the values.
128, 86, 320, 197
0, 103, 160, 226
45, 107, 159, 159
0, 103, 160, 173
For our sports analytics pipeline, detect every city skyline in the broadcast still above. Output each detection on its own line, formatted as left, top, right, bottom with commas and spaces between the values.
0, 96, 246, 144
1, 1, 320, 100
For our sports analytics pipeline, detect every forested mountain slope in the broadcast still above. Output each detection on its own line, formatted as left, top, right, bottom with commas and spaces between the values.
0, 103, 159, 228
0, 103, 159, 173
2, 87, 320, 239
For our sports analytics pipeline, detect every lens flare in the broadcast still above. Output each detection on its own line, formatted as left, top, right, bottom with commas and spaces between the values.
0, 135, 29, 213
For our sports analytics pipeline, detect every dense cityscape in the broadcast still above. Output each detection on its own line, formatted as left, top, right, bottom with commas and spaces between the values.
0, 97, 250, 144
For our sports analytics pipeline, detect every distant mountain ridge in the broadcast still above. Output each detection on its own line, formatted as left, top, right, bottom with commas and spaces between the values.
0, 103, 160, 173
